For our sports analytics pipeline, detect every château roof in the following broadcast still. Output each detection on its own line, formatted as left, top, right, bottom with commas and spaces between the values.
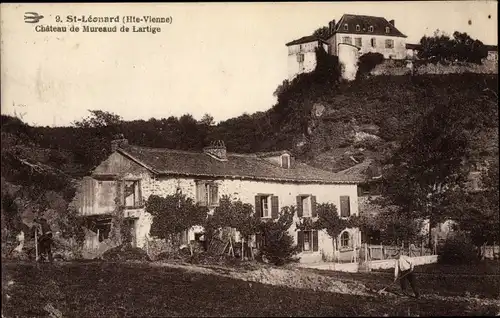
333, 14, 407, 38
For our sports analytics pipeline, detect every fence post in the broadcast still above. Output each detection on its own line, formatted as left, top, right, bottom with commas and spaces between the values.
35, 228, 39, 262
365, 243, 368, 264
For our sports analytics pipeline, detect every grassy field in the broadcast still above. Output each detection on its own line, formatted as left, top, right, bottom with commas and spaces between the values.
2, 261, 500, 317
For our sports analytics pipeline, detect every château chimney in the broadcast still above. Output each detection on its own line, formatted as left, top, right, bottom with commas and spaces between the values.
329, 19, 336, 35
203, 140, 227, 161
389, 19, 395, 27
111, 134, 129, 152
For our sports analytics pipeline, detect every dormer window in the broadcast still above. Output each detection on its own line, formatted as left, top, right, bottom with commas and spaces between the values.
281, 154, 290, 169
385, 26, 390, 34
369, 26, 374, 32
343, 23, 348, 31
356, 24, 360, 31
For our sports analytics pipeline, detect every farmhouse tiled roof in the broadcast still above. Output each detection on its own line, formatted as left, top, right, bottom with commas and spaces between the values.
331, 14, 407, 38
286, 35, 328, 46
115, 145, 363, 184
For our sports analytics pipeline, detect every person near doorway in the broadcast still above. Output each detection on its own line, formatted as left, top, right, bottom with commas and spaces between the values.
394, 249, 419, 298
35, 217, 54, 263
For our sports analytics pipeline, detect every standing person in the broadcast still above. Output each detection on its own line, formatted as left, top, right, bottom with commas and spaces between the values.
394, 249, 420, 298
35, 217, 54, 263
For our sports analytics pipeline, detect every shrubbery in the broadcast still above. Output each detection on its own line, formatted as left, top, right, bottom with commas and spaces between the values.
419, 31, 488, 65
438, 234, 478, 265
356, 53, 385, 79
258, 207, 300, 266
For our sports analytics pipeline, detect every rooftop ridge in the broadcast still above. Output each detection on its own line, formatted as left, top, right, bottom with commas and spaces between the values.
124, 144, 279, 158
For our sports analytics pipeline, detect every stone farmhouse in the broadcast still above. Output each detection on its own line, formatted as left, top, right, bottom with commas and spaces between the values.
286, 14, 408, 80
74, 138, 365, 263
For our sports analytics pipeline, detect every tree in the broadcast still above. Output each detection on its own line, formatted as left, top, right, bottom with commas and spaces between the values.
199, 113, 215, 126
418, 30, 488, 64
204, 195, 260, 252
381, 101, 472, 245
312, 26, 331, 39
145, 193, 208, 247
72, 110, 123, 128
297, 203, 360, 252
357, 207, 425, 245
455, 159, 500, 249
258, 206, 300, 265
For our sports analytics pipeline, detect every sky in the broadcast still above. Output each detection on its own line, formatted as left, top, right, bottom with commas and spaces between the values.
1, 2, 497, 127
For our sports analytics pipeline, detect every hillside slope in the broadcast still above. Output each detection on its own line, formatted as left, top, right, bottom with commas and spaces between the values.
1, 72, 498, 242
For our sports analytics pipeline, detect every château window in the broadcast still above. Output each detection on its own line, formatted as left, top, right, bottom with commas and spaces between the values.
385, 39, 394, 49
342, 36, 352, 45
297, 53, 304, 63
369, 26, 374, 33
344, 23, 348, 31
281, 154, 290, 169
355, 37, 362, 47
356, 24, 360, 31
371, 38, 376, 48
385, 26, 390, 34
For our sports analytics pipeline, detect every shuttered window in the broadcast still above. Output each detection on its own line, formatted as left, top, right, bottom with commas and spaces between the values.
196, 181, 219, 207
340, 196, 351, 217
255, 195, 279, 218
298, 230, 319, 252
296, 195, 317, 217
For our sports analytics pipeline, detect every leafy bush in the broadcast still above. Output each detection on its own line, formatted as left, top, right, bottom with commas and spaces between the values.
438, 234, 478, 265
146, 193, 208, 247
418, 30, 488, 64
356, 53, 385, 79
259, 206, 300, 266
101, 243, 151, 262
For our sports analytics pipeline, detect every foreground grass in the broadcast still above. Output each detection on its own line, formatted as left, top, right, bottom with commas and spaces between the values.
2, 261, 499, 317
362, 260, 500, 298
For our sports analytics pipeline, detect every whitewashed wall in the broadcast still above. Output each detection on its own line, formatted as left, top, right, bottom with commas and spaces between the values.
287, 41, 328, 80
333, 33, 406, 59
136, 175, 360, 262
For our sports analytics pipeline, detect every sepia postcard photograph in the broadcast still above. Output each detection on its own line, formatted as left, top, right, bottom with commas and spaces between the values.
1, 2, 499, 317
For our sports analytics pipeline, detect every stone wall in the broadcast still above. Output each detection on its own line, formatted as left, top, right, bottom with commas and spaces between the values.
370, 59, 498, 76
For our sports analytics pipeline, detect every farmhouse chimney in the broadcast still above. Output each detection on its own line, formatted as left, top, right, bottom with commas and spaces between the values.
389, 19, 395, 27
329, 19, 336, 35
111, 134, 129, 152
203, 140, 227, 161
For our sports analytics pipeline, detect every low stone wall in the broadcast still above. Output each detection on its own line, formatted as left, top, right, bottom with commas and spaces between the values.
370, 59, 498, 76
368, 255, 438, 270
298, 261, 359, 273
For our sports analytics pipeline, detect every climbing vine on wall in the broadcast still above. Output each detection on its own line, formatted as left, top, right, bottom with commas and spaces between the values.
295, 202, 360, 244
